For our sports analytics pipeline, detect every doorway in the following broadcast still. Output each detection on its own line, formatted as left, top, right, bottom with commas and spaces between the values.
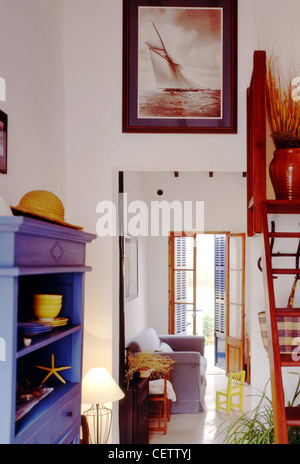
168, 231, 245, 373
119, 171, 248, 443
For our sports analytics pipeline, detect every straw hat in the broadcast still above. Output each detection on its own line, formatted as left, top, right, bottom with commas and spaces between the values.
11, 190, 83, 230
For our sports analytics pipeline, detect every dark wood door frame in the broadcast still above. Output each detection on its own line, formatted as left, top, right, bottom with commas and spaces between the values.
118, 171, 125, 384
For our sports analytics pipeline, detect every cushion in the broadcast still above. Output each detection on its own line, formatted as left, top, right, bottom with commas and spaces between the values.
157, 342, 173, 353
127, 341, 141, 353
129, 328, 161, 353
149, 379, 176, 401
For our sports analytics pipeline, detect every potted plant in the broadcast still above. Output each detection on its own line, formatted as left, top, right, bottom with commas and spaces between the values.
266, 56, 300, 200
217, 373, 300, 444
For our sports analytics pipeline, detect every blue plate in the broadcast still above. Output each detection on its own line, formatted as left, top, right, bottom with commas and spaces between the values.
18, 322, 52, 335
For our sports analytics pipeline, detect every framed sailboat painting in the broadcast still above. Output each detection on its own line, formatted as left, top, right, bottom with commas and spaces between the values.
123, 0, 237, 133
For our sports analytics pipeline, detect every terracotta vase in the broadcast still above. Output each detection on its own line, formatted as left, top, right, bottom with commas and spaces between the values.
269, 148, 300, 200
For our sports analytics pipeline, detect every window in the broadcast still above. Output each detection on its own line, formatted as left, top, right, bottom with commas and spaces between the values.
169, 231, 246, 373
169, 233, 223, 337
173, 235, 195, 335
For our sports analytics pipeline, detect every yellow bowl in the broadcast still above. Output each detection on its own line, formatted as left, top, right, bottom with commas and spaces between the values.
33, 294, 63, 301
33, 303, 62, 320
33, 299, 62, 306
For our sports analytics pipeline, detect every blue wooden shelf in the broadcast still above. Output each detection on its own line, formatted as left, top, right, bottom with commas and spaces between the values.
15, 383, 80, 443
0, 217, 96, 444
17, 325, 81, 358
0, 266, 92, 276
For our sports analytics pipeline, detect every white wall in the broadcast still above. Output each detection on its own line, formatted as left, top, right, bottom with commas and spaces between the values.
133, 171, 248, 335
62, 0, 256, 380
61, 0, 300, 441
124, 172, 149, 345
0, 0, 66, 207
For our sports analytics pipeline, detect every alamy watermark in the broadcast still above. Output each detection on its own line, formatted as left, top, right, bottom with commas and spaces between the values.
291, 337, 300, 362
0, 77, 6, 101
0, 337, 6, 362
96, 194, 204, 237
292, 77, 300, 102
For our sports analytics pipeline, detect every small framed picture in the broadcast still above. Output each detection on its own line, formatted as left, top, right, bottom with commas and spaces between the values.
0, 110, 7, 174
125, 236, 139, 301
123, 0, 237, 133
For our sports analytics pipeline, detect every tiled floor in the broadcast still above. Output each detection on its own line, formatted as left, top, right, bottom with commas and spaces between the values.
149, 346, 253, 445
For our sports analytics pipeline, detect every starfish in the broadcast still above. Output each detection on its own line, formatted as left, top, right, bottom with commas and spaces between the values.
35, 353, 71, 384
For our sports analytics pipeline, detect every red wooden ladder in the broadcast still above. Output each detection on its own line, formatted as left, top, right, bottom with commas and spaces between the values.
261, 200, 300, 443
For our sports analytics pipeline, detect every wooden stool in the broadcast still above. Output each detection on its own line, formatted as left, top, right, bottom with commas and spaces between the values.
148, 373, 170, 435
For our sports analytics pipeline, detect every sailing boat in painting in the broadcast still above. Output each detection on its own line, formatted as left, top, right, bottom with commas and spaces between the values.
145, 22, 202, 92
139, 19, 221, 119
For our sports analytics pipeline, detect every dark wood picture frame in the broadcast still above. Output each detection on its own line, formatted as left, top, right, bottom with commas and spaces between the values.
0, 110, 7, 174
123, 0, 237, 134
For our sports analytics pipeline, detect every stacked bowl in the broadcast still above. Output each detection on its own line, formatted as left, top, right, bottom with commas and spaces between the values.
33, 294, 63, 321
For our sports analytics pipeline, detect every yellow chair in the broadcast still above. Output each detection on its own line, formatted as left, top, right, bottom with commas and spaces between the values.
216, 371, 245, 414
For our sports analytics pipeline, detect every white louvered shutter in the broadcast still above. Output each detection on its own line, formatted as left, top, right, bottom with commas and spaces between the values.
174, 237, 187, 335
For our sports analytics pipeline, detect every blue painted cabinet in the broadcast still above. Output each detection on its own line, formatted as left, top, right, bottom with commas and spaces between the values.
0, 217, 96, 444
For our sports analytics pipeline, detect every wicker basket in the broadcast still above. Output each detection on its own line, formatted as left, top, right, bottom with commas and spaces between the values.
258, 311, 300, 354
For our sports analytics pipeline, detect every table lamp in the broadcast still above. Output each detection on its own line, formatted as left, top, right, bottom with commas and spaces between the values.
82, 367, 125, 444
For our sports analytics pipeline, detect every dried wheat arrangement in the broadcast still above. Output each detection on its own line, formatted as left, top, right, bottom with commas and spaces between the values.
266, 56, 300, 149
125, 352, 175, 385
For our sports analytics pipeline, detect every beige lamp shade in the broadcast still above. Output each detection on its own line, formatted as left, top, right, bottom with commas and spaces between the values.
82, 368, 125, 405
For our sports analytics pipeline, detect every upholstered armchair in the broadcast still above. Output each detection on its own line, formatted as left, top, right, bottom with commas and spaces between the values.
127, 328, 207, 414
